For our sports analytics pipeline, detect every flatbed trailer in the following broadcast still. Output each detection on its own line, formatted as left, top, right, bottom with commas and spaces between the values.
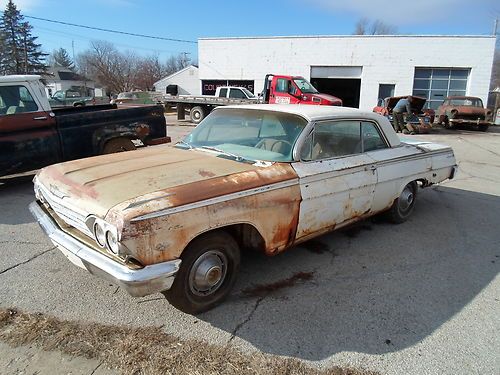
162, 95, 257, 124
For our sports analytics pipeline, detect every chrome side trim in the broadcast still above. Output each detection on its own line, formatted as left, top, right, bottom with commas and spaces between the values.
29, 201, 181, 297
131, 178, 298, 222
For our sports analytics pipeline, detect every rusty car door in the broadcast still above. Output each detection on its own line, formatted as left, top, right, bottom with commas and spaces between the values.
0, 85, 60, 176
292, 120, 377, 240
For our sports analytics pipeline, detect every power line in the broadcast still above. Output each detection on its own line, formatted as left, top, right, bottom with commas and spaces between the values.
0, 12, 197, 44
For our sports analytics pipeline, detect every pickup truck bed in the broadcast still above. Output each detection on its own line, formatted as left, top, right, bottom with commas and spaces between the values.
1, 77, 169, 177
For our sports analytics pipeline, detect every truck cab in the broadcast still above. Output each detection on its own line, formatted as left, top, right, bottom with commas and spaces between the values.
262, 74, 342, 106
215, 86, 257, 100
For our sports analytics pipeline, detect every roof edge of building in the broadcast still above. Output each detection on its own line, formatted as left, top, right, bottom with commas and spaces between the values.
199, 34, 496, 41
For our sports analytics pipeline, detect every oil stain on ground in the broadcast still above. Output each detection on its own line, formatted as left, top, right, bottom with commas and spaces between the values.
242, 271, 314, 298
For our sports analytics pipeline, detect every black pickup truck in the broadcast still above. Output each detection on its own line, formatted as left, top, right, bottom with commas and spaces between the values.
0, 76, 170, 177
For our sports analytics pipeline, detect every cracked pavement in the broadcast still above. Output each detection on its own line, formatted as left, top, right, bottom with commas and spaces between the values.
0, 123, 499, 375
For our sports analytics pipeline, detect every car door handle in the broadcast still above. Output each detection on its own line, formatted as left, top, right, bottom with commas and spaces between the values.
368, 165, 377, 174
33, 116, 48, 120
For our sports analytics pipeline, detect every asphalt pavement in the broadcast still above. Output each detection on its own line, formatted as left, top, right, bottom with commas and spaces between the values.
0, 121, 499, 375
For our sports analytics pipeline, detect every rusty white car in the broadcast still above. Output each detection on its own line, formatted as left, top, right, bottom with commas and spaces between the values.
30, 105, 457, 314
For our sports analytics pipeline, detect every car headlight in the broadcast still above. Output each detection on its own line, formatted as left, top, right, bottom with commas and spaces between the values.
106, 230, 119, 254
93, 221, 107, 247
87, 216, 121, 254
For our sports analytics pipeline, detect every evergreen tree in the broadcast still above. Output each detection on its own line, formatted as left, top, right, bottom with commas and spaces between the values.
51, 47, 74, 70
0, 0, 47, 74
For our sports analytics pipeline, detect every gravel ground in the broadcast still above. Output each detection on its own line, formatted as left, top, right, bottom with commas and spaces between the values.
0, 121, 499, 375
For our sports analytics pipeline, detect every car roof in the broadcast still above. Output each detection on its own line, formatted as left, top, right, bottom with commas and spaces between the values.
217, 104, 401, 147
445, 96, 481, 100
0, 75, 41, 83
222, 104, 381, 122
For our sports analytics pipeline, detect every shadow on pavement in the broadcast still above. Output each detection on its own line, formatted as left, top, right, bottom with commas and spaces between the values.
0, 174, 36, 225
201, 186, 500, 360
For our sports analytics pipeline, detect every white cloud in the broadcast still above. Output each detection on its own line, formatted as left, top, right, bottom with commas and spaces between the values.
308, 0, 496, 26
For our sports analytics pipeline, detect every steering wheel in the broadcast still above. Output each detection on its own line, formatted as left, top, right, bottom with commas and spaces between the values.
255, 139, 292, 153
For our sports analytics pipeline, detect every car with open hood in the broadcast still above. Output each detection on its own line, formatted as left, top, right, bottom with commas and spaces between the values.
30, 104, 457, 314
373, 95, 435, 134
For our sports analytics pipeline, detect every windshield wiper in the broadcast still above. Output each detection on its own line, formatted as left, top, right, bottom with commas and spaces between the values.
199, 146, 250, 162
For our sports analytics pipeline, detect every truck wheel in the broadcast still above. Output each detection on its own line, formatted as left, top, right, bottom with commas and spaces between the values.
164, 231, 240, 315
190, 106, 205, 124
387, 181, 417, 224
102, 138, 136, 154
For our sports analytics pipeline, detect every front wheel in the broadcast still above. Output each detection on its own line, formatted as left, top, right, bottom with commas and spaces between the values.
190, 106, 206, 124
164, 231, 240, 314
387, 181, 417, 224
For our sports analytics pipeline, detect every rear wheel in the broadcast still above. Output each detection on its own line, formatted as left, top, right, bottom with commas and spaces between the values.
164, 231, 240, 314
387, 182, 418, 224
102, 138, 136, 154
190, 106, 206, 124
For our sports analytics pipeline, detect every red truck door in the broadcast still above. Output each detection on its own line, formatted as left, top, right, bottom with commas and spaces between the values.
0, 85, 60, 176
270, 77, 301, 104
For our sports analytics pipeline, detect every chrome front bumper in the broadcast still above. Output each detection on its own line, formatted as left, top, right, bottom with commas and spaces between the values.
29, 201, 181, 297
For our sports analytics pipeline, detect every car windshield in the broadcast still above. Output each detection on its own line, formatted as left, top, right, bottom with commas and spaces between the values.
293, 78, 318, 94
177, 108, 308, 162
448, 98, 483, 107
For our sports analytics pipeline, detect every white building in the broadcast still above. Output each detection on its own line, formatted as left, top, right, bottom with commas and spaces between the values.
154, 65, 200, 95
43, 66, 95, 97
198, 35, 496, 110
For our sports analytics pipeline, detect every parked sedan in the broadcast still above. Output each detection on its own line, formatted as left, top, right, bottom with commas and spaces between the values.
30, 105, 457, 314
436, 96, 492, 131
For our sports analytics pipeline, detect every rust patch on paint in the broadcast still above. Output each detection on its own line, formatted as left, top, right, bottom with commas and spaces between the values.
198, 169, 216, 178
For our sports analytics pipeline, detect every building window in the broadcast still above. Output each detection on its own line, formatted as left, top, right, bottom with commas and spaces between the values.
413, 68, 469, 110
378, 84, 395, 104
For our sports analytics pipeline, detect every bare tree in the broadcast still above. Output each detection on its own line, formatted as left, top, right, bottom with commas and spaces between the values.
76, 40, 191, 93
491, 48, 500, 90
353, 18, 397, 35
76, 41, 139, 93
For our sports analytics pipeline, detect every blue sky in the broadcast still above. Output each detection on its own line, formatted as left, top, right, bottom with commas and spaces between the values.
1, 0, 498, 62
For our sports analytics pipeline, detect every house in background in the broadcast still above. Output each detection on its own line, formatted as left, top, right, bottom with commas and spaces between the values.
43, 66, 100, 98
154, 65, 200, 96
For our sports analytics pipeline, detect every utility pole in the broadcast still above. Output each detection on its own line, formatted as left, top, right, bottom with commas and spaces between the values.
181, 52, 191, 67
72, 40, 75, 62
493, 18, 498, 36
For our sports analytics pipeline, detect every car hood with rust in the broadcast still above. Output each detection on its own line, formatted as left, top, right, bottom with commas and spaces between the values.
36, 145, 298, 221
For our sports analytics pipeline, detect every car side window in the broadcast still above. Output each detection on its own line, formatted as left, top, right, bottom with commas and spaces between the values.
218, 88, 227, 97
229, 89, 246, 99
301, 120, 362, 161
0, 85, 39, 115
362, 122, 388, 152
275, 78, 288, 93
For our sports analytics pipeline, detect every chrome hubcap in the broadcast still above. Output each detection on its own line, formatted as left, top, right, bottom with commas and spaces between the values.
399, 186, 414, 211
189, 250, 227, 296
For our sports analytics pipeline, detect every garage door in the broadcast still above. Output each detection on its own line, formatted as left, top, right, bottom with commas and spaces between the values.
412, 68, 469, 110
